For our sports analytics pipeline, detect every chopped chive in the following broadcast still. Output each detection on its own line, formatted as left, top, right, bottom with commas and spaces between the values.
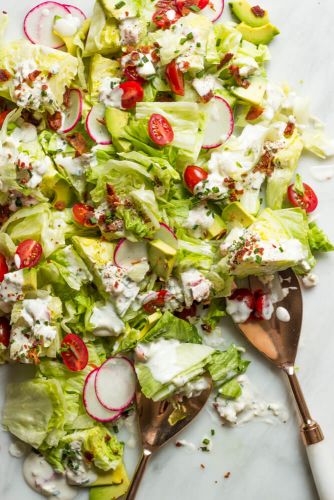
115, 1, 125, 8
189, 4, 201, 11
210, 429, 215, 436
216, 38, 221, 47
202, 438, 210, 445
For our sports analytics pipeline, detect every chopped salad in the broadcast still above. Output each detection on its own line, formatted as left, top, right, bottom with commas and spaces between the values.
0, 0, 333, 498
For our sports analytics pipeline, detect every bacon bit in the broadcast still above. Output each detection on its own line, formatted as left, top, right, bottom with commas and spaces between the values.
0, 69, 12, 82
155, 91, 174, 102
63, 87, 72, 108
200, 464, 205, 469
106, 183, 121, 209
84, 451, 94, 461
246, 105, 264, 121
218, 52, 234, 69
21, 109, 41, 126
47, 111, 62, 131
0, 204, 10, 224
201, 90, 214, 103
251, 5, 266, 17
284, 121, 295, 137
229, 65, 250, 89
41, 84, 48, 91
224, 471, 231, 479
104, 434, 111, 442
254, 150, 274, 176
54, 201, 66, 211
66, 132, 88, 156
27, 70, 41, 82
151, 48, 160, 63
27, 348, 40, 365
201, 323, 212, 332
224, 177, 236, 189
105, 219, 124, 233
175, 441, 183, 447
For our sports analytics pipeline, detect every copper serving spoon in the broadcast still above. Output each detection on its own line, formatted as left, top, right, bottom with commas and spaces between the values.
125, 376, 212, 500
236, 268, 334, 500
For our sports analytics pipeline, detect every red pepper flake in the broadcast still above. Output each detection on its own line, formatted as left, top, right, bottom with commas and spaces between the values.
66, 132, 88, 157
284, 121, 295, 137
27, 70, 41, 82
253, 150, 274, 176
47, 111, 62, 131
0, 69, 12, 82
251, 5, 266, 17
218, 52, 234, 69
224, 471, 231, 479
246, 105, 264, 121
229, 65, 250, 89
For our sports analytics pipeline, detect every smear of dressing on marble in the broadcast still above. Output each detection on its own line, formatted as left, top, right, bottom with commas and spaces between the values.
309, 164, 334, 181
9, 439, 31, 458
175, 439, 197, 451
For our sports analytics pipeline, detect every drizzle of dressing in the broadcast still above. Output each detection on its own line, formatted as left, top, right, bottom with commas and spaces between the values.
275, 306, 290, 322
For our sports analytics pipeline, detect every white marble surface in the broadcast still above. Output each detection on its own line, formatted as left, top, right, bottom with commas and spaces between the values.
1, 0, 334, 499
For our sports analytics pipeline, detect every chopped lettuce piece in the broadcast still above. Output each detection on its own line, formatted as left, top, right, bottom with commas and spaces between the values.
84, 1, 120, 57
308, 222, 334, 253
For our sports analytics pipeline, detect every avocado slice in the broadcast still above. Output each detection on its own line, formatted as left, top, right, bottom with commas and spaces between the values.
148, 239, 177, 280
51, 180, 73, 210
139, 311, 162, 339
231, 76, 267, 105
207, 215, 227, 240
230, 0, 269, 27
72, 236, 114, 268
105, 107, 131, 152
222, 202, 255, 228
89, 464, 129, 500
236, 22, 280, 45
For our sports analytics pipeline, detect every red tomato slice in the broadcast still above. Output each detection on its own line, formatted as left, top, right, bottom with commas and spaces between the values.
119, 81, 144, 110
0, 110, 10, 128
148, 113, 174, 146
16, 240, 42, 269
0, 253, 8, 282
254, 290, 273, 321
176, 0, 209, 15
184, 165, 208, 193
165, 60, 184, 95
0, 317, 10, 347
123, 65, 145, 84
287, 183, 318, 213
61, 333, 88, 372
228, 288, 255, 311
152, 0, 181, 29
143, 290, 169, 313
72, 203, 97, 227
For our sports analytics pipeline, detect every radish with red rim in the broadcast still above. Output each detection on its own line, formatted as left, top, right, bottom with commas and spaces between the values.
83, 369, 122, 422
86, 103, 112, 145
95, 357, 136, 411
201, 0, 224, 22
202, 95, 234, 150
23, 1, 70, 48
154, 223, 178, 249
114, 239, 148, 268
63, 4, 86, 21
60, 88, 82, 133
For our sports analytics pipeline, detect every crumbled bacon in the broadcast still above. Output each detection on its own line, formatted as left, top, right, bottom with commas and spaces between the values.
229, 65, 250, 89
246, 105, 264, 121
253, 150, 274, 176
63, 87, 71, 108
284, 121, 295, 137
27, 348, 40, 365
0, 69, 11, 82
156, 92, 174, 102
21, 109, 42, 126
106, 183, 121, 209
47, 111, 62, 131
105, 219, 124, 233
27, 70, 41, 82
218, 52, 234, 69
201, 90, 214, 103
66, 132, 88, 156
251, 5, 266, 17
0, 205, 10, 225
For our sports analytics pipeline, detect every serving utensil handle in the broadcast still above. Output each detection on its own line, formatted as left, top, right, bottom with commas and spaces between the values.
125, 449, 152, 500
285, 366, 334, 500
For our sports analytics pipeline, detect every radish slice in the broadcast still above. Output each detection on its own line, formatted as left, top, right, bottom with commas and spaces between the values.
154, 223, 178, 249
23, 1, 70, 48
83, 369, 121, 422
95, 357, 136, 411
63, 4, 86, 21
114, 239, 148, 268
202, 96, 234, 150
86, 103, 112, 145
201, 0, 224, 22
60, 88, 82, 133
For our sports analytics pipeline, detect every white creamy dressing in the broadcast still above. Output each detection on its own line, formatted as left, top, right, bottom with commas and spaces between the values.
54, 14, 82, 37
309, 164, 334, 181
90, 301, 125, 336
55, 153, 89, 177
13, 60, 57, 110
302, 272, 319, 288
9, 439, 31, 458
164, 277, 184, 311
119, 17, 142, 46
121, 51, 156, 78
275, 306, 290, 322
233, 55, 259, 78
192, 75, 217, 98
99, 262, 140, 316
65, 441, 98, 486
262, 83, 285, 121
175, 439, 197, 451
23, 453, 78, 499
183, 204, 214, 238
201, 325, 225, 348
226, 296, 252, 323
180, 268, 211, 306
99, 77, 123, 109
178, 376, 210, 398
0, 269, 24, 312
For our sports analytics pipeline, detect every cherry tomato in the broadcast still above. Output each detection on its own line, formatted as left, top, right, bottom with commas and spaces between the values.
254, 290, 273, 321
143, 290, 169, 313
0, 110, 10, 128
152, 0, 181, 29
119, 81, 144, 109
287, 183, 318, 213
0, 317, 10, 347
228, 288, 255, 311
148, 113, 174, 146
72, 203, 97, 228
0, 254, 8, 282
123, 65, 145, 84
165, 60, 184, 96
16, 240, 42, 269
61, 333, 88, 372
184, 165, 208, 193
176, 0, 209, 15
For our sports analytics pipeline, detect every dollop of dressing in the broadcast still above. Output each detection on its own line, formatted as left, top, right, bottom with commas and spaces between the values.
275, 306, 290, 322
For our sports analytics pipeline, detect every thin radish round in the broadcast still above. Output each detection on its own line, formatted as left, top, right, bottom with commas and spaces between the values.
63, 4, 86, 21
86, 103, 112, 145
202, 95, 234, 150
201, 0, 224, 22
23, 1, 70, 48
95, 357, 136, 411
154, 223, 178, 250
60, 88, 82, 133
83, 369, 121, 422
114, 239, 148, 268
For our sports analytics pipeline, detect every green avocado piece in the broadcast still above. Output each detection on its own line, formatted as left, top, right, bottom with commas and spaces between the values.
51, 180, 73, 210
89, 463, 129, 499
105, 107, 131, 152
72, 236, 114, 268
231, 76, 267, 105
222, 202, 255, 228
22, 268, 38, 293
230, 0, 270, 27
236, 22, 280, 45
207, 215, 227, 240
148, 239, 177, 280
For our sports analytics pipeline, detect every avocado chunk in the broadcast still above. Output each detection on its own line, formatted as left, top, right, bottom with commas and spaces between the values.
230, 0, 269, 27
222, 202, 255, 228
207, 215, 227, 240
105, 107, 131, 152
231, 76, 267, 105
148, 239, 177, 280
236, 22, 280, 45
51, 180, 73, 210
89, 464, 130, 499
72, 236, 114, 268
139, 311, 163, 339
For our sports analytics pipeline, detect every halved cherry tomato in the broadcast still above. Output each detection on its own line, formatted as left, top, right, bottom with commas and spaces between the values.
165, 60, 184, 96
61, 333, 88, 372
152, 0, 181, 29
254, 290, 273, 321
148, 113, 174, 146
287, 182, 318, 213
0, 317, 10, 347
176, 0, 209, 15
119, 81, 144, 109
0, 254, 8, 282
123, 65, 145, 84
143, 290, 169, 313
16, 240, 42, 269
0, 110, 10, 128
228, 288, 255, 311
184, 165, 208, 193
72, 203, 97, 228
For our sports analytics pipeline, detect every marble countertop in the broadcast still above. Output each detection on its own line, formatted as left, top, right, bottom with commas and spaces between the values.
1, 0, 334, 499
